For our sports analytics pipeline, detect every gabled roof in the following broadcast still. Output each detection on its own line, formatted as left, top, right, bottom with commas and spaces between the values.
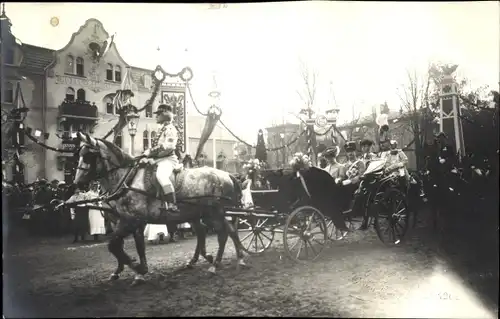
20, 44, 54, 75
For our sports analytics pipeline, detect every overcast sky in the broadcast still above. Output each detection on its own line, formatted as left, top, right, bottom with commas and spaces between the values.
5, 2, 499, 142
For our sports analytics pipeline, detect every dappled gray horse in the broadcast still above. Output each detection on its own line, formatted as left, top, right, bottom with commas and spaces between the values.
71, 132, 246, 286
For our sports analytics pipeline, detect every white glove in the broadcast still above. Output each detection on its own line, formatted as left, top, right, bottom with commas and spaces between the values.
139, 157, 149, 164
474, 168, 483, 176
439, 157, 446, 164
335, 178, 342, 184
143, 149, 151, 157
451, 168, 458, 174
342, 179, 352, 186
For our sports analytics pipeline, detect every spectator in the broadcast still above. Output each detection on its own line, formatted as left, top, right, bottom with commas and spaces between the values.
66, 187, 90, 243
86, 182, 106, 241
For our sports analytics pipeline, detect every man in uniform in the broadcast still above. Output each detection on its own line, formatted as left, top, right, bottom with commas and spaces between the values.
342, 141, 366, 186
360, 139, 376, 165
141, 104, 179, 213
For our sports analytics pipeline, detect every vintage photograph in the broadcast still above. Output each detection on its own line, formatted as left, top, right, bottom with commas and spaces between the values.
2, 2, 498, 317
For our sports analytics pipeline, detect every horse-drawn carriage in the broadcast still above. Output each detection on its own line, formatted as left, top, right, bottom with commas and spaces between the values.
227, 159, 412, 263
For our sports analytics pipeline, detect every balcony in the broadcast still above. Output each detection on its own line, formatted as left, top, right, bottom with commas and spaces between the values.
58, 99, 99, 120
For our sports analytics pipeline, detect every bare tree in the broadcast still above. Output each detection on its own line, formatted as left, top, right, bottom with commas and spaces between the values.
397, 66, 437, 169
296, 58, 318, 110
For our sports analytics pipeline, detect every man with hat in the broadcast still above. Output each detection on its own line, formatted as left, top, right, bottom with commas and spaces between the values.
383, 139, 410, 191
141, 103, 179, 213
341, 141, 366, 186
360, 139, 376, 164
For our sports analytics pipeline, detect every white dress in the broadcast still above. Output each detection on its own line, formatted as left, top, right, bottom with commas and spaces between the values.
144, 223, 169, 241
87, 191, 106, 235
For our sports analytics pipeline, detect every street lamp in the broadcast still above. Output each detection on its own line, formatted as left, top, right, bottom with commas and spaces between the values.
126, 112, 140, 156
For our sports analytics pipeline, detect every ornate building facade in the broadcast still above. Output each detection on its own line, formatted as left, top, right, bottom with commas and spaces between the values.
2, 15, 239, 183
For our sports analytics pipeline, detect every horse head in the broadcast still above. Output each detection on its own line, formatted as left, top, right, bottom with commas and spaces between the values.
74, 132, 133, 188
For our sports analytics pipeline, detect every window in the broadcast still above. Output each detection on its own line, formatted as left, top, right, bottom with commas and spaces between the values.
76, 57, 84, 76
5, 49, 14, 65
65, 87, 75, 101
4, 82, 14, 103
115, 65, 122, 82
106, 64, 114, 81
151, 132, 157, 147
145, 104, 152, 118
65, 55, 74, 73
75, 123, 88, 133
143, 130, 149, 151
62, 122, 71, 138
143, 74, 151, 88
103, 95, 114, 114
76, 89, 86, 101
115, 131, 122, 148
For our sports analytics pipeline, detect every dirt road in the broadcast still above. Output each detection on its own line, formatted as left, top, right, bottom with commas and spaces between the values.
3, 226, 496, 318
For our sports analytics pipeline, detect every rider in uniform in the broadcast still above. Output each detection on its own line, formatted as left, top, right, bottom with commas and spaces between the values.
141, 104, 179, 213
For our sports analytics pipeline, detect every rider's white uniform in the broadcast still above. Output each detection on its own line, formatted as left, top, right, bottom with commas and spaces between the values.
154, 122, 179, 194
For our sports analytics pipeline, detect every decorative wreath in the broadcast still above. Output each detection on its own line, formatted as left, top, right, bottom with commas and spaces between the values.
289, 152, 312, 172
242, 158, 261, 178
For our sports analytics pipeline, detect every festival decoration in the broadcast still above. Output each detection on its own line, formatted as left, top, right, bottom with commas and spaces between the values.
289, 152, 312, 173
242, 158, 261, 179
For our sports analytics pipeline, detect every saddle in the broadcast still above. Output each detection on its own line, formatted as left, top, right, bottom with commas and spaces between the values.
128, 161, 184, 199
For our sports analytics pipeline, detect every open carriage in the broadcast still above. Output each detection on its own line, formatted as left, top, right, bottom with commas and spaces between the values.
226, 160, 412, 263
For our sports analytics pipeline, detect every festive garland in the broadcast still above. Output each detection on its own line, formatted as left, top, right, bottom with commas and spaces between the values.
289, 152, 312, 172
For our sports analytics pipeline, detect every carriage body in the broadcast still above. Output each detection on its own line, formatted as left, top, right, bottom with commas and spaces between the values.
229, 164, 411, 263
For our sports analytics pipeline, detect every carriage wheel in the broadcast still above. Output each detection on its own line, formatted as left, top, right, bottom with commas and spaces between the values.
283, 206, 328, 263
234, 216, 275, 255
373, 188, 410, 246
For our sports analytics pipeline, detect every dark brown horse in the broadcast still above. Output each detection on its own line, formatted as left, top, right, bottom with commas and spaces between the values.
66, 132, 246, 286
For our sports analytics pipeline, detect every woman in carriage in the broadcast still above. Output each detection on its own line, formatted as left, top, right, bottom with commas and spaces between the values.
320, 145, 345, 184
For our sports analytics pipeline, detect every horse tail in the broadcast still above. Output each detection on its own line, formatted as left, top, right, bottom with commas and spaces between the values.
228, 173, 242, 206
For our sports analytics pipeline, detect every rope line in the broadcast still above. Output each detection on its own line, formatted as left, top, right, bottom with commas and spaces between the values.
23, 130, 72, 153
186, 83, 305, 151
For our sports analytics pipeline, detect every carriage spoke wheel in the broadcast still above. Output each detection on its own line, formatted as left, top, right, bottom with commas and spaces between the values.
284, 206, 327, 263
373, 188, 410, 246
234, 216, 275, 255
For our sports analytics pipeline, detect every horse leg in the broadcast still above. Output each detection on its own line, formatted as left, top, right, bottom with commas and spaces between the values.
186, 220, 213, 269
207, 217, 229, 274
224, 218, 248, 271
185, 221, 202, 268
131, 223, 148, 285
108, 221, 143, 286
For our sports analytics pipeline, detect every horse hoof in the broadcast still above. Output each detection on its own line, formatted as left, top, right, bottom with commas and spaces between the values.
109, 274, 120, 281
205, 255, 214, 264
131, 275, 146, 287
185, 262, 194, 269
237, 259, 250, 270
207, 266, 216, 274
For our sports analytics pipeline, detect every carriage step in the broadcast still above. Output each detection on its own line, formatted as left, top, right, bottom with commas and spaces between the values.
342, 209, 352, 215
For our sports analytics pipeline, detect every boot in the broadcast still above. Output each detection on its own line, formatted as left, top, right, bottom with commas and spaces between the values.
161, 193, 179, 214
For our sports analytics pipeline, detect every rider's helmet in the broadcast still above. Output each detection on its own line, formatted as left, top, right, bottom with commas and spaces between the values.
154, 104, 174, 114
